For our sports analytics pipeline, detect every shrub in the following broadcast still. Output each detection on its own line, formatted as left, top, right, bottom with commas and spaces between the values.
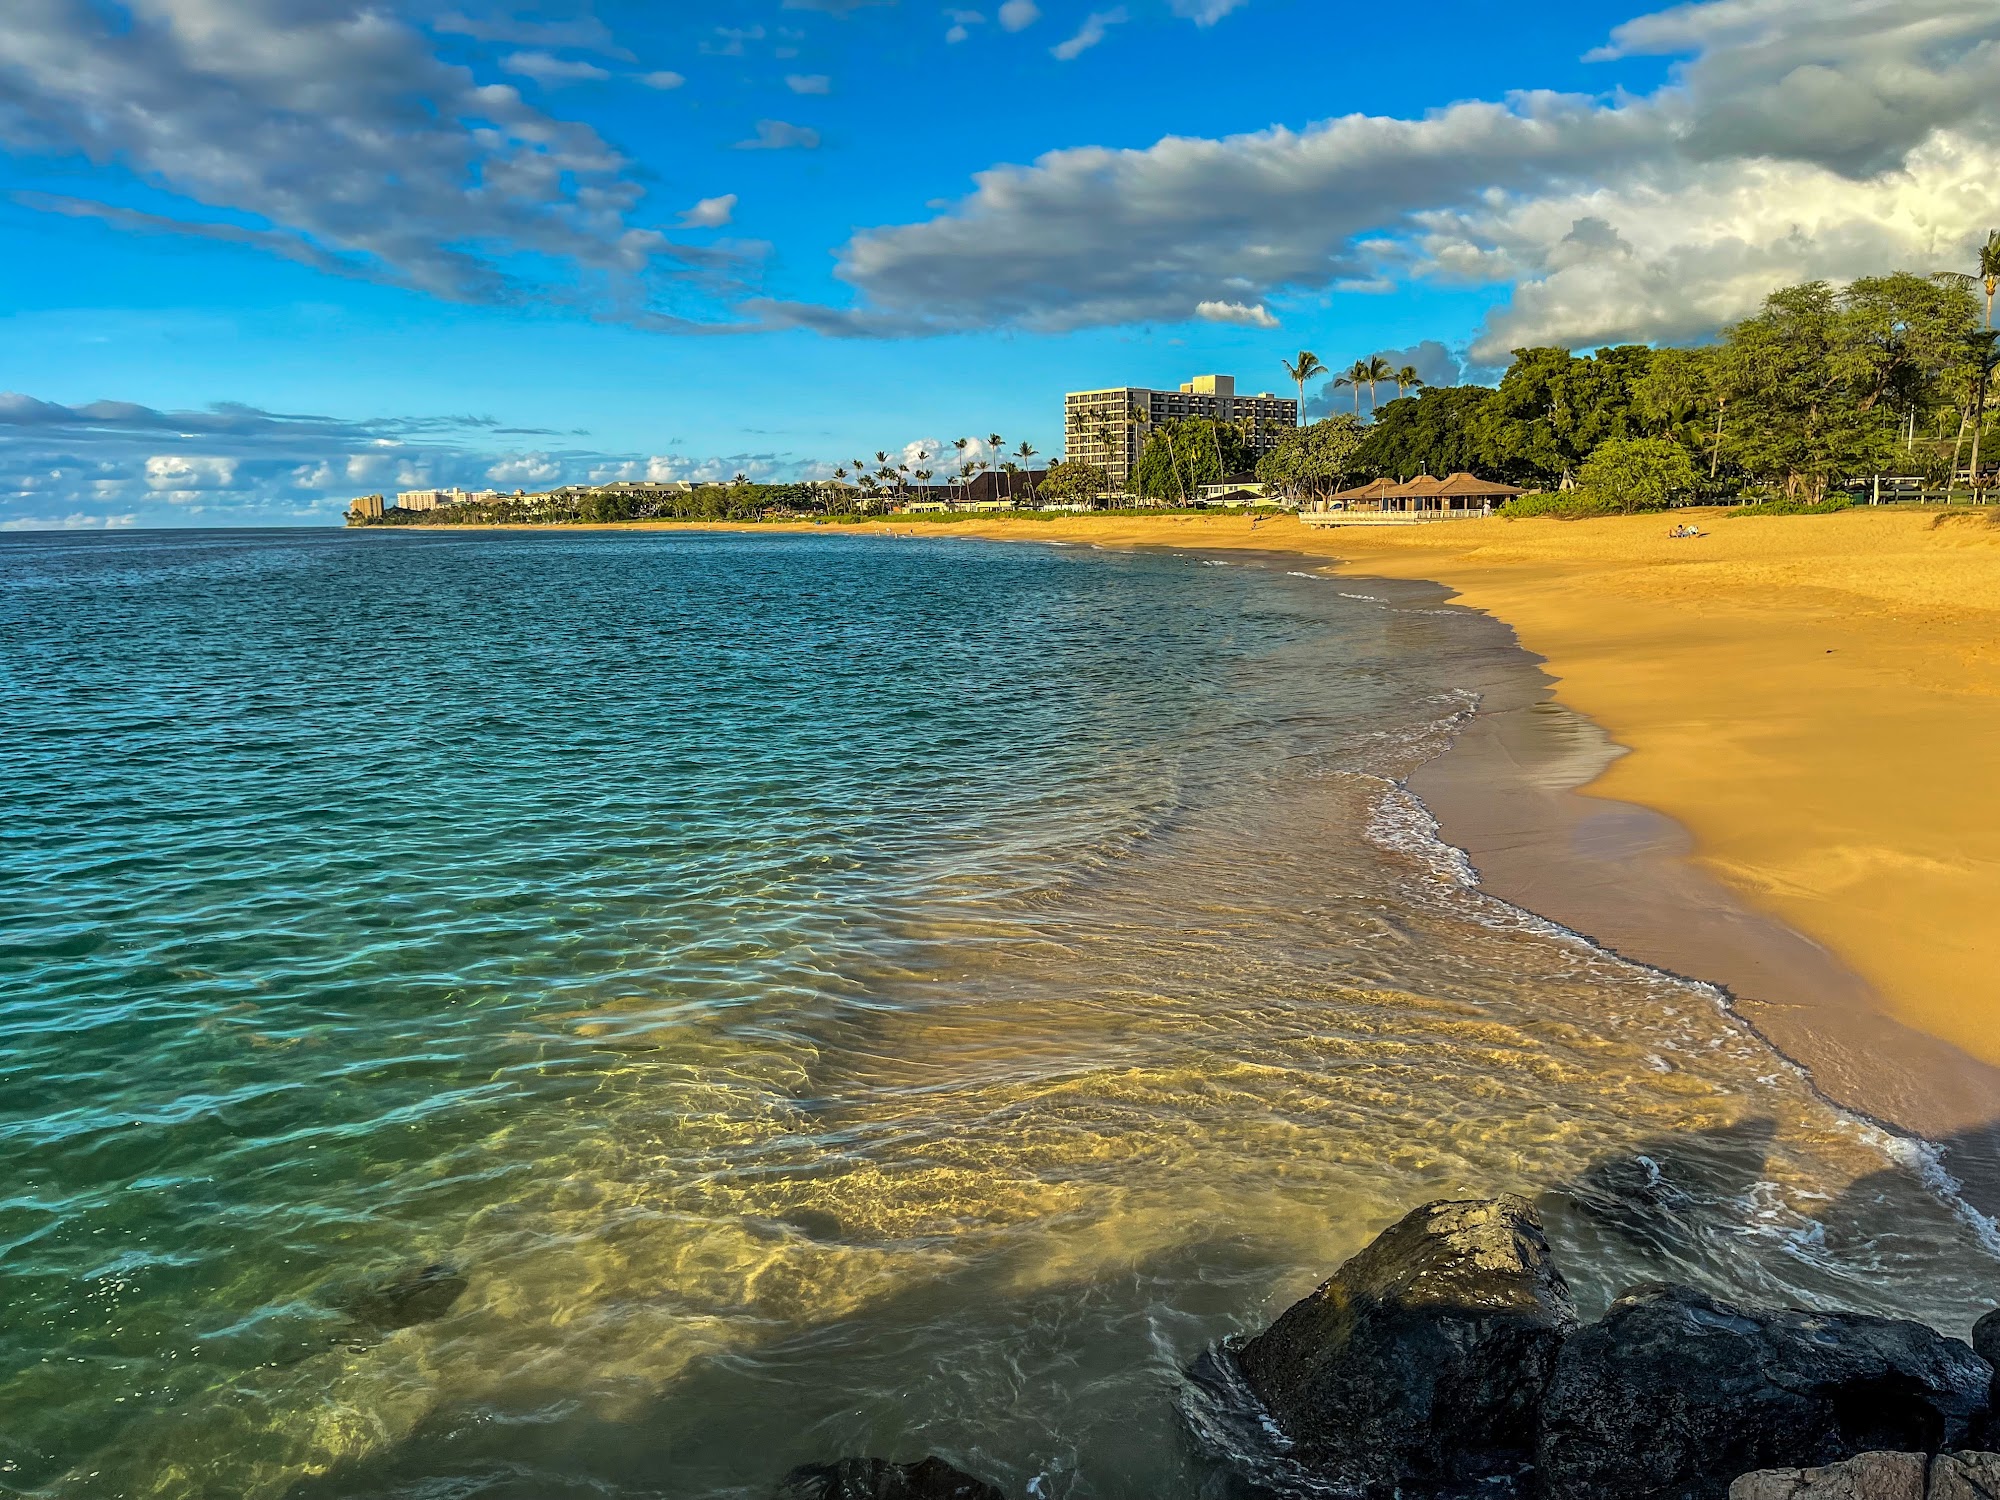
1498, 492, 1619, 519
1576, 436, 1700, 513
1730, 494, 1857, 517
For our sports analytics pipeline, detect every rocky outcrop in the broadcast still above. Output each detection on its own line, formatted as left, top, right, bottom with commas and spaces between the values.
1974, 1314, 2000, 1450
1729, 1452, 2000, 1500
775, 1456, 1005, 1500
1930, 1453, 2000, 1500
1538, 1284, 1993, 1500
1233, 1195, 1579, 1495
1730, 1451, 1930, 1500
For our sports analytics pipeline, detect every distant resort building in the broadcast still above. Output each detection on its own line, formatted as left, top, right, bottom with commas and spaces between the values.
346, 494, 384, 520
1065, 375, 1297, 488
889, 468, 1050, 512
394, 486, 503, 511
1300, 473, 1524, 525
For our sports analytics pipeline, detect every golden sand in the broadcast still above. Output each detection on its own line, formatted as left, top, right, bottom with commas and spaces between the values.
917, 507, 2000, 1082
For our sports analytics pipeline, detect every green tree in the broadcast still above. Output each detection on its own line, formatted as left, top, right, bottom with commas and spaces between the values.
1255, 414, 1366, 500
1392, 365, 1425, 397
1475, 345, 1655, 485
1716, 281, 1892, 499
1132, 418, 1255, 502
1038, 458, 1107, 507
1575, 436, 1699, 512
1353, 385, 1497, 479
1281, 351, 1327, 427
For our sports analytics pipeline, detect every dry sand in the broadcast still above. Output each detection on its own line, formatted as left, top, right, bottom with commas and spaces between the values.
900, 507, 2000, 1145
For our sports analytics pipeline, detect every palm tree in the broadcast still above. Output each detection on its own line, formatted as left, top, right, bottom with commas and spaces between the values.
1967, 329, 1999, 493
1938, 230, 2000, 329
1393, 366, 1425, 397
1331, 361, 1371, 417
1281, 351, 1327, 427
1015, 441, 1037, 504
1361, 355, 1394, 415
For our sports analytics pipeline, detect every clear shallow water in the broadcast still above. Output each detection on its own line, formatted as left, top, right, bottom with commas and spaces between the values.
0, 529, 1993, 1500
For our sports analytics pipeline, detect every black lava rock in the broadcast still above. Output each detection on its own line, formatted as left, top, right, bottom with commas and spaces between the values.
1234, 1195, 1579, 1495
1538, 1283, 1994, 1500
333, 1262, 469, 1331
776, 1456, 1004, 1500
1973, 1309, 2000, 1448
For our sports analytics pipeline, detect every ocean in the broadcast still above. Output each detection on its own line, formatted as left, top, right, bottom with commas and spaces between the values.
2, 527, 1993, 1500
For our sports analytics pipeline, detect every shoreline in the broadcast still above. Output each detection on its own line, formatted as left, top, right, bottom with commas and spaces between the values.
360, 512, 2000, 1180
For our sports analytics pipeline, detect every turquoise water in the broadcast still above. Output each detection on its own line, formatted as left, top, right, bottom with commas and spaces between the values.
1, 529, 1994, 1500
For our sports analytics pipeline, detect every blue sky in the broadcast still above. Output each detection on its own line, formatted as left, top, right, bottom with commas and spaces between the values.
1, 0, 1995, 527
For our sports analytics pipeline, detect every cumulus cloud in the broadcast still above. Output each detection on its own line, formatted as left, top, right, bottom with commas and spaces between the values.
638, 69, 686, 89
997, 0, 1041, 31
680, 194, 739, 229
0, 392, 813, 528
1195, 299, 1279, 328
785, 73, 832, 94
766, 0, 2000, 350
0, 0, 733, 318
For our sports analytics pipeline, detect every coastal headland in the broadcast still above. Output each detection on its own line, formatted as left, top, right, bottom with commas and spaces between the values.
499, 507, 2000, 1154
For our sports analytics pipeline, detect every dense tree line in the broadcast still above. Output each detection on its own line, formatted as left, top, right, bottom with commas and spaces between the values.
360, 481, 841, 526
1329, 270, 1995, 503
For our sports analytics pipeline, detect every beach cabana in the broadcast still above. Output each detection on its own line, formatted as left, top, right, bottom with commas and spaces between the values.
1301, 471, 1523, 526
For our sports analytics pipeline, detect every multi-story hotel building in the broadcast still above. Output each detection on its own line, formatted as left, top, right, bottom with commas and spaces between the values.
1064, 375, 1298, 488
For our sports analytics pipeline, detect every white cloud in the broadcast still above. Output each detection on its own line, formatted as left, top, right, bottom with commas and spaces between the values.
1052, 8, 1125, 59
0, 0, 732, 319
785, 74, 832, 94
998, 0, 1041, 31
680, 194, 739, 228
638, 70, 686, 90
500, 51, 610, 86
485, 453, 563, 485
0, 391, 814, 526
758, 0, 2000, 351
144, 454, 238, 491
735, 119, 822, 150
0, 512, 138, 531
1195, 299, 1279, 328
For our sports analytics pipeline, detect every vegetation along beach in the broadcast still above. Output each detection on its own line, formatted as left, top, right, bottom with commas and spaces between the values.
8, 2, 2000, 1498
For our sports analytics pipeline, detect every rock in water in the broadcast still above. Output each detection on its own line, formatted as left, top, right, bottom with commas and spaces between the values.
776, 1456, 1005, 1500
1930, 1452, 2000, 1500
1728, 1451, 1928, 1500
1234, 1195, 1579, 1494
1539, 1284, 1994, 1500
334, 1262, 469, 1331
1972, 1314, 2000, 1371
1973, 1315, 2000, 1449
